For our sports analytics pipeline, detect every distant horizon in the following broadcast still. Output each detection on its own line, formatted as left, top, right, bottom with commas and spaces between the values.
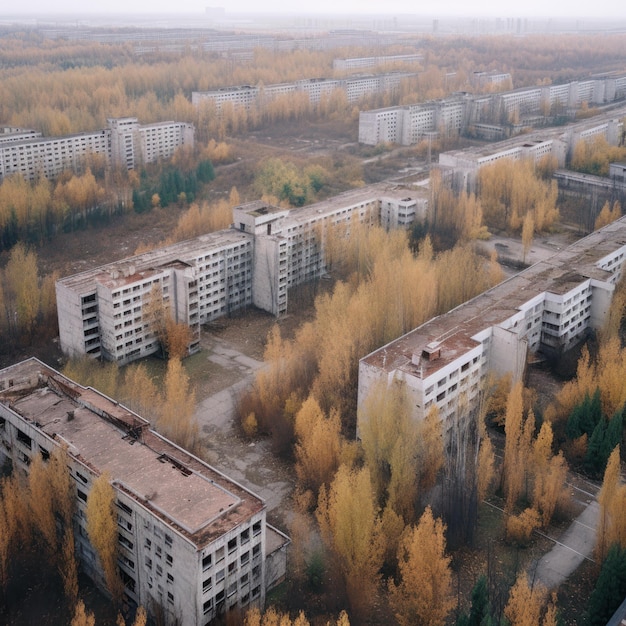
3, 1, 626, 21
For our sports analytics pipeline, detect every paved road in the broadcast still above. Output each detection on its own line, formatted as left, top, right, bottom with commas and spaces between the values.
533, 500, 599, 590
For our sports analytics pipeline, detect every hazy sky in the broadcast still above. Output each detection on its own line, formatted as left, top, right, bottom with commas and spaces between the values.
6, 0, 626, 18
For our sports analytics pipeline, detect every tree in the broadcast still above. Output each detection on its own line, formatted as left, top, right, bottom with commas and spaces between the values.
503, 573, 547, 626
585, 544, 626, 626
316, 465, 385, 620
477, 436, 496, 502
596, 446, 626, 562
388, 506, 455, 626
294, 395, 343, 498
521, 212, 534, 264
86, 472, 123, 602
157, 357, 198, 451
5, 242, 40, 337
71, 600, 96, 626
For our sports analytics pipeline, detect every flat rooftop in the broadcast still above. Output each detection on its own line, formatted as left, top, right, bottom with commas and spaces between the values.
58, 181, 426, 294
362, 216, 626, 380
0, 359, 264, 547
58, 228, 253, 294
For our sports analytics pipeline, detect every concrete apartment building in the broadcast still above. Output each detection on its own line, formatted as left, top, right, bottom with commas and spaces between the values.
358, 74, 626, 146
436, 115, 625, 192
191, 72, 417, 112
0, 358, 288, 625
358, 216, 626, 432
0, 117, 194, 183
333, 53, 423, 72
56, 183, 427, 365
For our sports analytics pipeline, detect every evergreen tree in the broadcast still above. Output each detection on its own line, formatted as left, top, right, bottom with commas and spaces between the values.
585, 544, 626, 626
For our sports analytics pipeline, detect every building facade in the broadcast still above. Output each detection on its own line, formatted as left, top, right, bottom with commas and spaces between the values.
357, 216, 626, 433
0, 358, 288, 625
56, 183, 428, 365
358, 74, 626, 146
191, 72, 418, 112
0, 117, 194, 183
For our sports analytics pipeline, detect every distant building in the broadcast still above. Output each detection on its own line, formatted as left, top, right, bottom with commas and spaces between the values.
333, 54, 423, 72
0, 117, 194, 183
0, 358, 289, 625
191, 72, 417, 111
56, 183, 428, 365
358, 74, 626, 146
358, 216, 626, 434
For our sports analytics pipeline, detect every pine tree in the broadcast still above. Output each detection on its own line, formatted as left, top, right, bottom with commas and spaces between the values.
586, 544, 626, 626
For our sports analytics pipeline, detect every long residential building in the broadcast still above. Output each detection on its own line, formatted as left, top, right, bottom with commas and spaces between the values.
0, 358, 289, 625
56, 183, 428, 365
358, 73, 626, 146
0, 117, 194, 183
358, 215, 626, 433
191, 72, 417, 111
333, 54, 423, 72
436, 115, 624, 192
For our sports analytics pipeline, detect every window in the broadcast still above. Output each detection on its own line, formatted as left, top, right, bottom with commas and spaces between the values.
167, 573, 174, 584
145, 539, 151, 550
252, 544, 261, 558
227, 582, 237, 597
203, 577, 212, 593
228, 561, 237, 575
165, 533, 173, 547
16, 429, 32, 449
202, 554, 211, 571
252, 565, 261, 579
241, 572, 249, 585
228, 538, 237, 553
203, 599, 213, 615
167, 592, 174, 604
240, 551, 249, 566
77, 489, 87, 503
145, 557, 152, 569
215, 546, 224, 564
166, 554, 173, 566
156, 564, 163, 576
216, 569, 225, 583
252, 521, 261, 537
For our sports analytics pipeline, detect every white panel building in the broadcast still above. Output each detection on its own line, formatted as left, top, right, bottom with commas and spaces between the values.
0, 358, 288, 625
358, 216, 626, 433
56, 184, 428, 364
0, 118, 194, 183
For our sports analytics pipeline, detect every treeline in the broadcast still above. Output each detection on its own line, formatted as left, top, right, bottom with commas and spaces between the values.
0, 145, 225, 251
427, 156, 559, 251
3, 34, 625, 144
570, 135, 626, 178
0, 244, 57, 351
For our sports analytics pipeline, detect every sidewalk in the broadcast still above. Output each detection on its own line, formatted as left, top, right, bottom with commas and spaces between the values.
533, 500, 599, 590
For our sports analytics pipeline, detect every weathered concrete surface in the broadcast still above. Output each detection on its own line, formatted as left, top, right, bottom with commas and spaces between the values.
534, 500, 599, 590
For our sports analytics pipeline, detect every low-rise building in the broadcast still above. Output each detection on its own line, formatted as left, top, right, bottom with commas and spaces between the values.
0, 358, 288, 625
358, 216, 626, 434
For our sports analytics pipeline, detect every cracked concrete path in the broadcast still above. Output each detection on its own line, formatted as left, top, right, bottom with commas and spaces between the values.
533, 500, 599, 590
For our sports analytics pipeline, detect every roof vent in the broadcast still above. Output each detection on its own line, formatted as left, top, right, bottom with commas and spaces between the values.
67, 410, 75, 422
421, 342, 441, 361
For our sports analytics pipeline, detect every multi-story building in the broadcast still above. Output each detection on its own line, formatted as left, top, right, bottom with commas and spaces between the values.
333, 54, 423, 72
56, 184, 428, 365
438, 135, 568, 191
0, 358, 289, 625
191, 72, 418, 112
357, 216, 626, 433
358, 74, 626, 146
0, 118, 194, 183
